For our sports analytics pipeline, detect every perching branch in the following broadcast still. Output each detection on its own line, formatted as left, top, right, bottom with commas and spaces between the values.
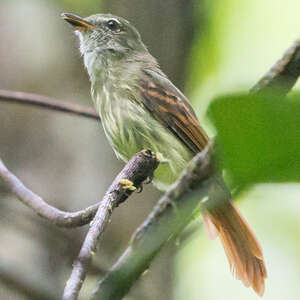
250, 39, 300, 95
92, 144, 213, 300
62, 150, 159, 300
0, 89, 99, 120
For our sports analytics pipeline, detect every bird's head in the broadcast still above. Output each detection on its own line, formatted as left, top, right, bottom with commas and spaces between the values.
61, 13, 146, 59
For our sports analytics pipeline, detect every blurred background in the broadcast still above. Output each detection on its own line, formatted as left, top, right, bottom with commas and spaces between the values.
1, 0, 300, 299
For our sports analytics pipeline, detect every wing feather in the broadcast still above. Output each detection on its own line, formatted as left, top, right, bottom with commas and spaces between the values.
138, 71, 208, 153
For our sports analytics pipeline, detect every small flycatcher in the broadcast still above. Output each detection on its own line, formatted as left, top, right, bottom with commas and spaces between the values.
62, 12, 266, 295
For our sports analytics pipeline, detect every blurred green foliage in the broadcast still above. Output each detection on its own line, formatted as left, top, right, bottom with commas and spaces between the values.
186, 0, 222, 92
208, 92, 300, 187
186, 0, 243, 93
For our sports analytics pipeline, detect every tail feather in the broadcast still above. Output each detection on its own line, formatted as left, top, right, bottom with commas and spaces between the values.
203, 202, 267, 296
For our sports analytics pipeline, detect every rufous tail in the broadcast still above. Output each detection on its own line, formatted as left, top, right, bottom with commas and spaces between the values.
203, 184, 267, 296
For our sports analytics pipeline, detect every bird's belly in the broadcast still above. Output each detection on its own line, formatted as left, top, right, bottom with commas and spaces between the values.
98, 97, 193, 190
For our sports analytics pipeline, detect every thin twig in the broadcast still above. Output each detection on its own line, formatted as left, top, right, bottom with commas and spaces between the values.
92, 144, 213, 300
62, 150, 159, 300
0, 89, 99, 120
0, 159, 99, 228
250, 39, 300, 95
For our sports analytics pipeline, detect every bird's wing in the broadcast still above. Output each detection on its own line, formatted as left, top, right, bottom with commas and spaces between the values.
138, 69, 209, 153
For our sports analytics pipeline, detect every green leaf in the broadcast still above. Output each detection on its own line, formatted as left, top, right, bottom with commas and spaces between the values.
207, 92, 300, 187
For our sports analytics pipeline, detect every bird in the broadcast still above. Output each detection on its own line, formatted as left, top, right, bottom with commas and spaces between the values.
62, 12, 267, 295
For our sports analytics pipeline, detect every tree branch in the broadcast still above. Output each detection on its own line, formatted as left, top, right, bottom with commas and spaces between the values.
61, 150, 159, 300
250, 39, 300, 95
92, 144, 213, 300
0, 151, 158, 230
0, 89, 99, 120
0, 159, 98, 227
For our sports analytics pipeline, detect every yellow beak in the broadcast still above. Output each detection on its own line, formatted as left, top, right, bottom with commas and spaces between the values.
61, 13, 96, 31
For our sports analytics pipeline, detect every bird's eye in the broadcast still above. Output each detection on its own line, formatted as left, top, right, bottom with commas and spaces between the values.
106, 19, 120, 31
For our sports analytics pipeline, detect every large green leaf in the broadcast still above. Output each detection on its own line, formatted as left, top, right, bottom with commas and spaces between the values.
207, 92, 300, 187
